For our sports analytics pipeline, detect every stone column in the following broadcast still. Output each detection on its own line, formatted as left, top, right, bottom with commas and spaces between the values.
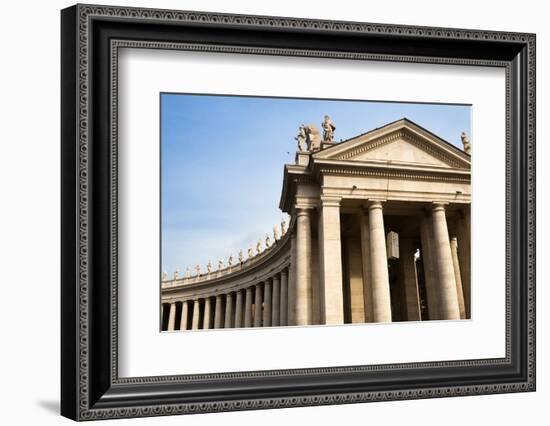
244, 287, 253, 328
202, 297, 212, 330
368, 201, 392, 322
420, 214, 440, 319
224, 293, 234, 328
235, 290, 244, 328
263, 280, 272, 327
359, 210, 373, 322
450, 237, 467, 319
280, 269, 288, 326
161, 304, 165, 329
457, 208, 471, 318
431, 203, 461, 320
254, 284, 263, 327
167, 302, 177, 331
180, 301, 189, 331
214, 294, 224, 328
399, 238, 421, 321
288, 232, 297, 325
191, 299, 201, 330
295, 208, 312, 325
272, 274, 281, 326
318, 196, 344, 325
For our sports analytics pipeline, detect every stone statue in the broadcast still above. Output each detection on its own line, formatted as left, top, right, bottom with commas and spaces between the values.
218, 258, 224, 270
228, 254, 233, 266
265, 233, 271, 248
281, 218, 286, 235
273, 225, 279, 241
461, 131, 471, 154
305, 124, 322, 151
256, 240, 262, 254
207, 260, 212, 274
173, 268, 179, 280
248, 247, 254, 259
184, 267, 191, 279
195, 264, 201, 276
162, 271, 168, 281
322, 115, 336, 143
295, 124, 308, 152
238, 249, 244, 263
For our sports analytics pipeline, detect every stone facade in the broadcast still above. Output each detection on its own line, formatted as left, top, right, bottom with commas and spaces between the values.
161, 118, 471, 330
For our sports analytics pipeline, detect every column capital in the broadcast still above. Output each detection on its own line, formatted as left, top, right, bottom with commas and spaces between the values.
431, 202, 449, 212
295, 206, 314, 217
319, 195, 342, 207
367, 200, 384, 210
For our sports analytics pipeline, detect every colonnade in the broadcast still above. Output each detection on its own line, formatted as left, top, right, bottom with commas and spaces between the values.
162, 268, 290, 331
294, 199, 470, 324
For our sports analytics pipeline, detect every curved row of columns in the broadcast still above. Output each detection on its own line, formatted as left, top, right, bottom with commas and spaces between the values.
162, 268, 290, 331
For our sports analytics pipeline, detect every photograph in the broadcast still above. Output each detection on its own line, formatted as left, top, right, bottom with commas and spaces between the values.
160, 94, 472, 331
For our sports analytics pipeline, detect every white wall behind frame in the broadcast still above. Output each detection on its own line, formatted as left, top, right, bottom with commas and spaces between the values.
118, 47, 506, 378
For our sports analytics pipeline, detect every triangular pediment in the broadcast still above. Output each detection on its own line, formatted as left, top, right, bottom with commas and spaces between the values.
313, 118, 470, 170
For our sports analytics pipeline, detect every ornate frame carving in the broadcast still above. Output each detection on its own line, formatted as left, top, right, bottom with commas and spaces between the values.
61, 4, 535, 420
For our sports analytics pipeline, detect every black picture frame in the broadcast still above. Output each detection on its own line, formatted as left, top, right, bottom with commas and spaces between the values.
61, 4, 536, 421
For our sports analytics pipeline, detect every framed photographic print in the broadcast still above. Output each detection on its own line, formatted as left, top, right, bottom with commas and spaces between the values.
61, 4, 536, 421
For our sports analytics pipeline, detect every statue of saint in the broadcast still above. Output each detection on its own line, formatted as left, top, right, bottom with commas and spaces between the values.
218, 258, 224, 270
248, 247, 254, 259
265, 233, 271, 248
295, 124, 308, 152
238, 249, 244, 263
304, 124, 322, 151
461, 131, 471, 154
195, 264, 201, 276
173, 268, 179, 280
207, 260, 212, 274
184, 267, 191, 279
281, 218, 286, 235
322, 115, 336, 143
228, 254, 233, 266
273, 225, 279, 241
256, 240, 262, 254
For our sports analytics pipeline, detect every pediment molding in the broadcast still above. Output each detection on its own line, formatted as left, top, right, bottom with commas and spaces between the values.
313, 119, 471, 170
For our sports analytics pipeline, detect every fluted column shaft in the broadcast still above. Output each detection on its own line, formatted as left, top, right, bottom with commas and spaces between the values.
450, 237, 466, 319
319, 197, 344, 324
399, 238, 421, 321
295, 208, 312, 325
191, 299, 200, 330
431, 203, 461, 320
280, 269, 288, 326
214, 295, 224, 328
457, 209, 471, 318
235, 290, 244, 327
359, 210, 373, 322
254, 284, 263, 327
368, 201, 392, 322
180, 301, 189, 331
167, 302, 177, 331
244, 287, 253, 328
420, 215, 440, 319
202, 298, 212, 330
288, 234, 297, 325
272, 275, 280, 326
224, 293, 234, 328
263, 280, 272, 327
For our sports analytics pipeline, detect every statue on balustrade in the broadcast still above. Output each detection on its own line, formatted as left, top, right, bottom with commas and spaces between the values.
322, 115, 336, 143
295, 124, 308, 152
461, 131, 471, 154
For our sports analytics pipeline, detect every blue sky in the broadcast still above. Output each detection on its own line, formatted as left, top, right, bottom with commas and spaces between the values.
161, 93, 471, 276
